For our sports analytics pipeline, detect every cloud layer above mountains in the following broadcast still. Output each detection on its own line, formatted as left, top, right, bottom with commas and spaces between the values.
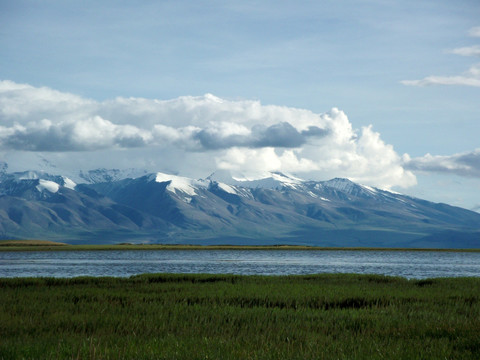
3, 80, 480, 189
0, 80, 418, 189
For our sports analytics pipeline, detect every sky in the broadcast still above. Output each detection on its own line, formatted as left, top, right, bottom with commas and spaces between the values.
1, 0, 480, 211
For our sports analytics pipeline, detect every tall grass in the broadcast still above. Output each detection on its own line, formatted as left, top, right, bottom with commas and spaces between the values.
1, 274, 479, 359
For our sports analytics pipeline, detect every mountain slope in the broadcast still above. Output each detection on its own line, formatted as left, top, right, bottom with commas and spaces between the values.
0, 171, 173, 243
0, 168, 479, 247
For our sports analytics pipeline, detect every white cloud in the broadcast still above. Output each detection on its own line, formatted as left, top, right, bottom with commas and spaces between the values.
406, 149, 480, 178
401, 64, 480, 87
0, 80, 416, 189
402, 27, 480, 88
0, 80, 95, 121
216, 147, 319, 179
451, 45, 480, 57
468, 26, 480, 38
0, 116, 152, 151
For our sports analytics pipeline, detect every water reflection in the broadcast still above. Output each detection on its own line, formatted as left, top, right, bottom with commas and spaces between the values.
1, 250, 479, 279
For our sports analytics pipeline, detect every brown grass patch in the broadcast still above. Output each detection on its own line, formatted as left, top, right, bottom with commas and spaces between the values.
0, 240, 68, 246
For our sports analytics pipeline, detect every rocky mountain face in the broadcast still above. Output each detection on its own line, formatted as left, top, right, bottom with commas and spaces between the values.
0, 167, 479, 247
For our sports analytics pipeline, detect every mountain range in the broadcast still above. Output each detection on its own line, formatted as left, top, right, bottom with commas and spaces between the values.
1, 164, 479, 248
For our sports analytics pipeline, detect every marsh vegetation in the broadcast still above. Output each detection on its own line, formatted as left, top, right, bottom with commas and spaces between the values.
1, 274, 479, 359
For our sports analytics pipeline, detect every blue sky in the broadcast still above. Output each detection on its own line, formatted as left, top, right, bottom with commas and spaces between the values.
1, 0, 480, 211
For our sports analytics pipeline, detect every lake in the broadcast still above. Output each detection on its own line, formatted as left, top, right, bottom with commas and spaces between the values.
1, 249, 480, 279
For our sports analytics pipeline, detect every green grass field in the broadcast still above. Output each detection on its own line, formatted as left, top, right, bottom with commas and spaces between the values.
1, 273, 479, 359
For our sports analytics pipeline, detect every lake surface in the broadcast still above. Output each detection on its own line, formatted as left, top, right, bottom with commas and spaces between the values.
1, 250, 480, 279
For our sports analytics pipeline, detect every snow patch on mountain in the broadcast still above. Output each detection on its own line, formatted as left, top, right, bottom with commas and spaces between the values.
361, 185, 378, 194
269, 172, 303, 189
209, 170, 305, 190
323, 178, 356, 192
62, 177, 77, 190
307, 191, 318, 198
79, 168, 149, 184
36, 179, 60, 193
217, 182, 238, 195
153, 172, 207, 196
323, 177, 381, 199
2, 170, 76, 191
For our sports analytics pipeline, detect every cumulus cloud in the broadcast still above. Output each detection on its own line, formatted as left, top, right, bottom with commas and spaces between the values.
402, 26, 480, 87
0, 80, 416, 189
0, 80, 95, 121
406, 149, 480, 178
193, 122, 328, 150
451, 45, 480, 57
0, 116, 152, 151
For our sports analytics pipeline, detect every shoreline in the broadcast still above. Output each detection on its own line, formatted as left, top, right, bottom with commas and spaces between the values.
1, 240, 479, 252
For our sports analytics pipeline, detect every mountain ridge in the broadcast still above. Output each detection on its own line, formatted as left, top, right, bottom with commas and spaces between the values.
0, 166, 479, 247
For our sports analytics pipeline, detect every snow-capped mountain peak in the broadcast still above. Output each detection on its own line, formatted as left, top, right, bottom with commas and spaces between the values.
0, 170, 78, 200
1, 165, 480, 248
321, 178, 402, 201
269, 172, 303, 189
78, 168, 149, 184
323, 177, 372, 195
323, 178, 356, 191
207, 170, 305, 190
2, 170, 76, 190
152, 172, 208, 196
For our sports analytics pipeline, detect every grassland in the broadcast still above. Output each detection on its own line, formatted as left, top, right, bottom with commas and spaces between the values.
1, 239, 479, 252
0, 239, 69, 248
1, 273, 479, 359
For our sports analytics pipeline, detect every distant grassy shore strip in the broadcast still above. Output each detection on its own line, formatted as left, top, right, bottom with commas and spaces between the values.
1, 273, 479, 359
0, 240, 68, 247
0, 239, 479, 252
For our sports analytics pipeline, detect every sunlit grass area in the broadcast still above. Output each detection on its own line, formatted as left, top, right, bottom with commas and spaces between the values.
1, 274, 479, 359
